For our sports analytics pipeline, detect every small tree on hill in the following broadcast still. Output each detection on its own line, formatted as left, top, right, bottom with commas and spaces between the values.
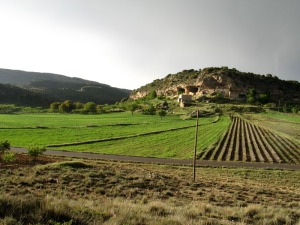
158, 110, 167, 120
147, 90, 157, 99
258, 93, 270, 104
128, 103, 138, 115
143, 104, 156, 115
247, 88, 257, 104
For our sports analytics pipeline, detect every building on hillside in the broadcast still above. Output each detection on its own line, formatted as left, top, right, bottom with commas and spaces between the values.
178, 94, 192, 107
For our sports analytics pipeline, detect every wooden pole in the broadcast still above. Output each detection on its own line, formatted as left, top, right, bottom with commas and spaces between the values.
193, 110, 199, 182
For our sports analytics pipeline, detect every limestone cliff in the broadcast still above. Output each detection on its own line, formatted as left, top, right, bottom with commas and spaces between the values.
131, 67, 300, 102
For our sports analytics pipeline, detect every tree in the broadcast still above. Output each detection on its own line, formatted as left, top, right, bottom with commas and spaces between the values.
258, 93, 270, 104
158, 110, 167, 120
84, 102, 97, 114
128, 103, 138, 115
96, 105, 104, 114
143, 104, 156, 115
59, 100, 74, 113
147, 90, 157, 99
0, 140, 10, 153
247, 89, 257, 104
49, 102, 61, 112
74, 102, 84, 110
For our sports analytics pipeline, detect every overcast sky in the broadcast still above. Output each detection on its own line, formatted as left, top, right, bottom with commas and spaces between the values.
0, 0, 299, 89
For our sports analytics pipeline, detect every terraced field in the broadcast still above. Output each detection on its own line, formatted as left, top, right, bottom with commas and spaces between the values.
200, 117, 300, 164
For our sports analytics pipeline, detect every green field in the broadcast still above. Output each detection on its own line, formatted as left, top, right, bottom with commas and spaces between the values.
0, 112, 230, 159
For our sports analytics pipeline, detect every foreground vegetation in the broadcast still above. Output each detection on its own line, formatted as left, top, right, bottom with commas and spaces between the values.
0, 157, 299, 224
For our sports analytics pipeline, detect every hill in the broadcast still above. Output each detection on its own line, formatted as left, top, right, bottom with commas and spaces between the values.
0, 83, 54, 107
131, 67, 300, 104
0, 68, 131, 106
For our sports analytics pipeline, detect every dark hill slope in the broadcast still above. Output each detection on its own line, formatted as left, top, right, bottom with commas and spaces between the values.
0, 83, 53, 107
131, 67, 300, 103
0, 68, 92, 85
0, 68, 131, 105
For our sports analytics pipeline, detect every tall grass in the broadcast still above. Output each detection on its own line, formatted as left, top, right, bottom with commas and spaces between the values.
0, 195, 299, 225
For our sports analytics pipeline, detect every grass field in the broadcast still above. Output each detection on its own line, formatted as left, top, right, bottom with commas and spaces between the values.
0, 157, 299, 224
0, 112, 230, 159
51, 116, 229, 158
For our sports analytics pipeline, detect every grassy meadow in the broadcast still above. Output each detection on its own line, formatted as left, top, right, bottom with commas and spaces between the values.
0, 112, 230, 159
0, 158, 299, 224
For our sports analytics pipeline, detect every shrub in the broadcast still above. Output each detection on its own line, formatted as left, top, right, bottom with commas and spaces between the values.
27, 145, 46, 159
84, 102, 97, 114
0, 140, 10, 153
291, 106, 299, 114
158, 110, 167, 120
128, 103, 138, 115
283, 104, 291, 113
2, 151, 16, 163
50, 102, 61, 112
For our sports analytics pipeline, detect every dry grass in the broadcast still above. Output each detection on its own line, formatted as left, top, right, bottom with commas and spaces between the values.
0, 158, 299, 224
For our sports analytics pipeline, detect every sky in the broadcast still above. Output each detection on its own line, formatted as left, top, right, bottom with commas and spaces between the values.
0, 0, 299, 90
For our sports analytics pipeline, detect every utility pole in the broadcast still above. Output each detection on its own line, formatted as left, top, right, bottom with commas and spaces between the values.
193, 110, 199, 182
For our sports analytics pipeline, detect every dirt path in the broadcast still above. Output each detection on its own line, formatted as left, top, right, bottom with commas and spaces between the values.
11, 147, 300, 170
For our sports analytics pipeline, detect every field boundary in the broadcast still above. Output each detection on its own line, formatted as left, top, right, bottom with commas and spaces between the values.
11, 147, 300, 170
47, 124, 199, 147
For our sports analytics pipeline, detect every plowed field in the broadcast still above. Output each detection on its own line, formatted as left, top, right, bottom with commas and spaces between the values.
200, 117, 300, 164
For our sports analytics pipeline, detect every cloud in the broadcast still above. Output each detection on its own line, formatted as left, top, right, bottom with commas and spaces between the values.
0, 0, 299, 89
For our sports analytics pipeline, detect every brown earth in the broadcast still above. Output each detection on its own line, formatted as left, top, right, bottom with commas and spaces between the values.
0, 153, 62, 169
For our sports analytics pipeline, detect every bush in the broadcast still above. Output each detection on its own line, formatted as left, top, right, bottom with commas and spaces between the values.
158, 110, 167, 119
0, 140, 10, 153
2, 151, 16, 163
27, 145, 46, 159
283, 104, 291, 113
84, 102, 97, 114
291, 106, 299, 114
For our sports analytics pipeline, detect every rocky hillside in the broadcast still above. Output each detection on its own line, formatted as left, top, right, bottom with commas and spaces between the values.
0, 68, 131, 106
131, 67, 300, 103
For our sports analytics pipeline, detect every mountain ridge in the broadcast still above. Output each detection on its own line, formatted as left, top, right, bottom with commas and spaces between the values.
0, 68, 131, 107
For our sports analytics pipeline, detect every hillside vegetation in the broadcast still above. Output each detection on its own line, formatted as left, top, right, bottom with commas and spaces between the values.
0, 68, 131, 106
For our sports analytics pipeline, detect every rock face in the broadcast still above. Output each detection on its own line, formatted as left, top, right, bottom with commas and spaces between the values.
130, 67, 300, 103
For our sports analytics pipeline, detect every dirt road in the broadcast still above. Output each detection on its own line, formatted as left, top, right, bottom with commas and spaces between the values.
11, 147, 300, 170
